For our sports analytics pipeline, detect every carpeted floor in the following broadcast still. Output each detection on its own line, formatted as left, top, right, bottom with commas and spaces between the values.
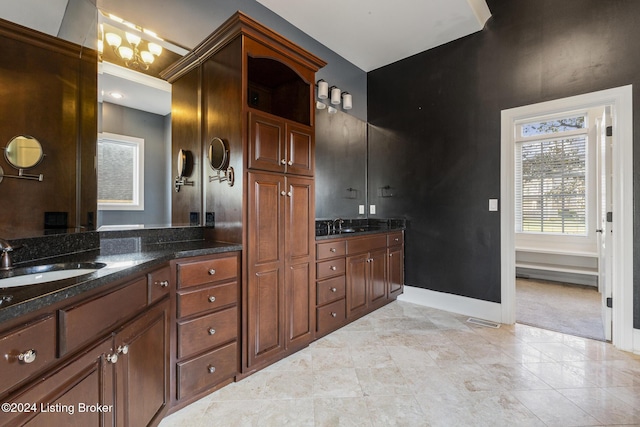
516, 278, 606, 341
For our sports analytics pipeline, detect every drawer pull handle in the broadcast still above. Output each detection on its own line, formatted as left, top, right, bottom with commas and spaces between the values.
330, 287, 337, 292
208, 296, 216, 303
330, 266, 337, 271
208, 365, 216, 374
18, 349, 37, 364
156, 280, 169, 288
330, 248, 336, 253
331, 312, 337, 318
208, 269, 216, 276
106, 353, 118, 364
208, 328, 216, 335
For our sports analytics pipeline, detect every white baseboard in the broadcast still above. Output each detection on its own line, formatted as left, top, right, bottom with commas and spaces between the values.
398, 285, 503, 324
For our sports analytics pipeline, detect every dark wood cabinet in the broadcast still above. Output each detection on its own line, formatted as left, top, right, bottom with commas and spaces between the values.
172, 253, 240, 409
316, 231, 404, 335
247, 172, 314, 369
0, 265, 172, 427
114, 300, 170, 427
162, 12, 325, 377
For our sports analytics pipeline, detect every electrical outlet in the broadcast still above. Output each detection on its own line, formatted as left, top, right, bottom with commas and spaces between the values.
489, 199, 499, 212
369, 204, 376, 215
359, 205, 365, 215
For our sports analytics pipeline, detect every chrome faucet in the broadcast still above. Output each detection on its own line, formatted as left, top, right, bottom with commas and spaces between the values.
332, 218, 344, 234
0, 239, 15, 270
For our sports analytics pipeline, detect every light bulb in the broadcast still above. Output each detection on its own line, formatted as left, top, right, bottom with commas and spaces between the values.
140, 51, 155, 65
118, 46, 133, 60
148, 42, 163, 56
105, 32, 121, 48
125, 32, 141, 46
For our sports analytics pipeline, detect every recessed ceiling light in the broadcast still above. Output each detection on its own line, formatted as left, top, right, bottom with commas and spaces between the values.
109, 92, 123, 99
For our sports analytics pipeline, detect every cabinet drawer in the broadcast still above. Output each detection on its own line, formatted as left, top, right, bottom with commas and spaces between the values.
177, 306, 237, 358
387, 232, 404, 247
346, 235, 387, 254
177, 256, 238, 289
177, 341, 237, 400
59, 277, 147, 356
316, 276, 346, 305
0, 316, 57, 396
317, 240, 346, 260
177, 281, 238, 319
316, 299, 346, 335
316, 258, 346, 280
148, 265, 172, 304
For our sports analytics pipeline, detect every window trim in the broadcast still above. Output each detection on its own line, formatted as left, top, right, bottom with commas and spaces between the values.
97, 132, 145, 211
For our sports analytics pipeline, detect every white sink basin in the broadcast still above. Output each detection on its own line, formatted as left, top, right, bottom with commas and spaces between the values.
0, 262, 106, 289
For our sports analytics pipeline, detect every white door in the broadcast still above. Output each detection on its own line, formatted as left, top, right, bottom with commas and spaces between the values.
597, 109, 613, 341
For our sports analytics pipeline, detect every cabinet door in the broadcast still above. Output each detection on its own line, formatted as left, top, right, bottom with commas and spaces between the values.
284, 176, 315, 349
114, 300, 169, 427
248, 112, 285, 173
1, 337, 114, 427
285, 123, 313, 176
247, 172, 286, 368
369, 249, 387, 308
388, 246, 404, 299
346, 253, 368, 318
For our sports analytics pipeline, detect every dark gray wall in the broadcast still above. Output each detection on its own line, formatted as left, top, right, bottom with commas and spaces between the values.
315, 109, 367, 219
98, 102, 171, 227
368, 0, 640, 326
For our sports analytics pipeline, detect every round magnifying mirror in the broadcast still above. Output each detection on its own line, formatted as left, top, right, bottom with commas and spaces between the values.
177, 149, 186, 179
208, 137, 228, 171
5, 135, 44, 169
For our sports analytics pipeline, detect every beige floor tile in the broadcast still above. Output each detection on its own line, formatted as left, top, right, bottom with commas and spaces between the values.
364, 394, 428, 427
512, 389, 601, 426
559, 387, 640, 425
313, 397, 373, 427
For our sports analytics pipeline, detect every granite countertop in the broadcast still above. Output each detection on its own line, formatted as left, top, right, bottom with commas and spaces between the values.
0, 239, 242, 323
315, 218, 405, 241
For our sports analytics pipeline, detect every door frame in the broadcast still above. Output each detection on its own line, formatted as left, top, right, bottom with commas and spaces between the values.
500, 85, 634, 351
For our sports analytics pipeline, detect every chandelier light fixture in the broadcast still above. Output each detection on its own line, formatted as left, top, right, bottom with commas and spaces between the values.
102, 31, 163, 70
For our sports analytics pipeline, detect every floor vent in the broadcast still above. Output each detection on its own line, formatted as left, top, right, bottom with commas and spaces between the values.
467, 318, 500, 328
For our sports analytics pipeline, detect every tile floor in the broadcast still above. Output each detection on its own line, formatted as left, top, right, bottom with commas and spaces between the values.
159, 301, 640, 427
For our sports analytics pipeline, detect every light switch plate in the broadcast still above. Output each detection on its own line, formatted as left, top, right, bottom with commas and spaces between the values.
359, 205, 365, 215
489, 199, 499, 212
369, 205, 376, 215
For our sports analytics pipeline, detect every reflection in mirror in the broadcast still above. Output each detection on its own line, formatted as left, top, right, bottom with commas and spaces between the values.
5, 135, 44, 169
174, 149, 194, 192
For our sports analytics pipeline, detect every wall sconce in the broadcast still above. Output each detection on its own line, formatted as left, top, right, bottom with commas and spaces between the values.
316, 80, 354, 113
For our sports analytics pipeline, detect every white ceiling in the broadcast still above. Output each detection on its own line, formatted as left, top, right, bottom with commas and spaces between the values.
0, 0, 490, 115
256, 0, 491, 72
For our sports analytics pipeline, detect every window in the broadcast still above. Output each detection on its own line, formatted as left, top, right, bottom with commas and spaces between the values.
97, 132, 144, 211
515, 114, 587, 235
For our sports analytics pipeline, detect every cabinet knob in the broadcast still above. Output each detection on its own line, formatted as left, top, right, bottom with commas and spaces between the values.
106, 353, 118, 364
331, 312, 337, 318
208, 328, 216, 336
117, 345, 129, 355
208, 365, 216, 374
330, 248, 336, 253
18, 349, 37, 364
287, 191, 292, 197
330, 266, 337, 271
281, 191, 287, 196
330, 287, 337, 292
394, 238, 399, 242
280, 159, 287, 165
389, 253, 393, 257
208, 269, 216, 276
156, 280, 169, 288
287, 160, 293, 166
208, 296, 216, 303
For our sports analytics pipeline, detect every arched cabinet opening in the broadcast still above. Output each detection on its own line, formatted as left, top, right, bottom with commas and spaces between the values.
247, 56, 311, 125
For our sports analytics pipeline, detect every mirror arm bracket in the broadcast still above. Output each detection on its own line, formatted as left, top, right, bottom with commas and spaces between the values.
174, 176, 194, 192
0, 166, 43, 183
208, 166, 234, 187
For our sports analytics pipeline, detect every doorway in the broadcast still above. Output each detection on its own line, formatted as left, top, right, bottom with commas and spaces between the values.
500, 86, 634, 351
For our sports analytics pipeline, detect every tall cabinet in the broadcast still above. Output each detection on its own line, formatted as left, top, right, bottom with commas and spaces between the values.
162, 12, 326, 375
